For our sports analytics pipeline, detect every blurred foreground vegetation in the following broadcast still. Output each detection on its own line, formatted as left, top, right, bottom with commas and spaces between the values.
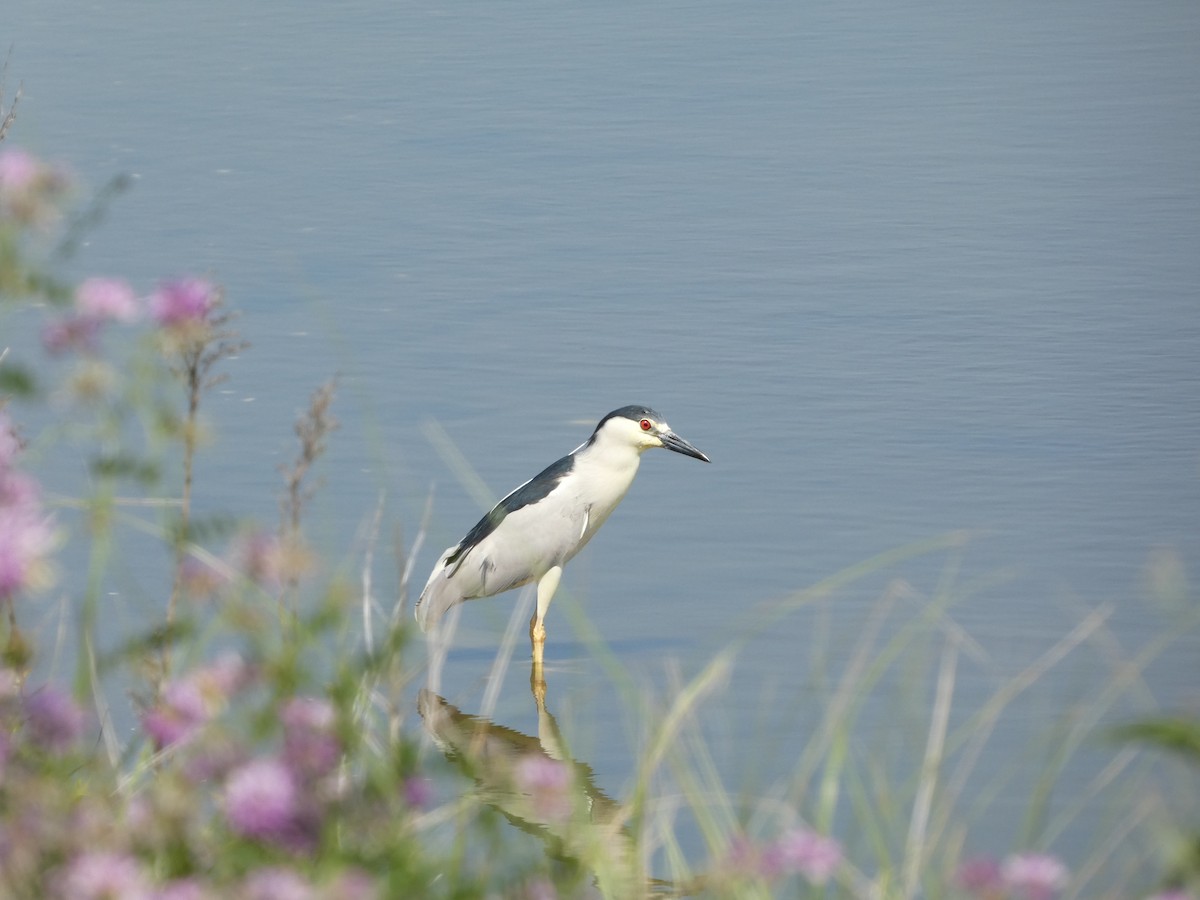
0, 90, 1196, 899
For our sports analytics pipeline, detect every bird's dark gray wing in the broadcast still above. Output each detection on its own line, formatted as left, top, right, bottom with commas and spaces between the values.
444, 453, 576, 574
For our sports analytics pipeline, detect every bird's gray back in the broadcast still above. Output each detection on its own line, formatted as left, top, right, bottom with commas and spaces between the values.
444, 453, 576, 575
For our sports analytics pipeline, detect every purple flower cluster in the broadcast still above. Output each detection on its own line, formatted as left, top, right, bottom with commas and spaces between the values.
42, 277, 141, 356
0, 412, 56, 601
134, 658, 351, 863
724, 826, 843, 886
0, 147, 71, 226
223, 757, 311, 846
48, 852, 380, 900
956, 853, 1070, 899
24, 685, 86, 753
514, 754, 573, 824
0, 672, 86, 756
54, 850, 153, 900
212, 693, 342, 852
40, 275, 222, 358
760, 827, 843, 884
149, 277, 218, 330
281, 697, 341, 778
233, 530, 288, 589
141, 653, 250, 750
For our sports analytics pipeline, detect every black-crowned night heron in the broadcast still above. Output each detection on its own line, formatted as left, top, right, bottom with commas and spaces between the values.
415, 405, 709, 649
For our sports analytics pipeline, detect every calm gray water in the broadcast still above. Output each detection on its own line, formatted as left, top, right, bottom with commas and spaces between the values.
6, 0, 1199, 884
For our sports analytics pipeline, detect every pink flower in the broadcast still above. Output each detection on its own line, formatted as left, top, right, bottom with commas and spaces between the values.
142, 680, 207, 749
41, 279, 141, 357
721, 833, 763, 875
143, 653, 249, 749
282, 696, 341, 777
1001, 853, 1069, 900
54, 850, 152, 900
956, 856, 1004, 895
181, 736, 243, 783
0, 503, 56, 600
0, 148, 42, 193
223, 756, 315, 848
0, 148, 71, 224
24, 685, 85, 752
403, 775, 434, 810
41, 314, 102, 355
762, 828, 842, 885
514, 755, 572, 823
155, 879, 217, 900
0, 436, 58, 601
149, 278, 217, 328
0, 467, 40, 509
233, 530, 286, 588
242, 867, 314, 900
326, 870, 379, 900
178, 554, 229, 598
199, 651, 252, 697
75, 277, 140, 323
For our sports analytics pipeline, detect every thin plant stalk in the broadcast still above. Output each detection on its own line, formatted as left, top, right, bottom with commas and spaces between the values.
902, 638, 957, 898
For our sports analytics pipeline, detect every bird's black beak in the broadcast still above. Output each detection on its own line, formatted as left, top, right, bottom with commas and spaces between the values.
660, 430, 710, 462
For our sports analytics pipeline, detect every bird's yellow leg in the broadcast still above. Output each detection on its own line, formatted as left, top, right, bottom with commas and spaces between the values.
530, 655, 547, 708
529, 565, 562, 652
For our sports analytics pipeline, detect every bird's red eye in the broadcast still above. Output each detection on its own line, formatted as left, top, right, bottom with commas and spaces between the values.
639, 419, 652, 431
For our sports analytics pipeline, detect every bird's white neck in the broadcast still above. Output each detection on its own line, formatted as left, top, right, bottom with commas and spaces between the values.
572, 426, 647, 470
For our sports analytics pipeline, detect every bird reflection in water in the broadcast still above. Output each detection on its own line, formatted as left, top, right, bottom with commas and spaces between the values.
418, 660, 687, 898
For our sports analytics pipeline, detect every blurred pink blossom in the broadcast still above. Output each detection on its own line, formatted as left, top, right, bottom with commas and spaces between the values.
515, 754, 572, 823
41, 314, 101, 355
149, 278, 217, 328
0, 507, 55, 599
0, 148, 71, 224
224, 756, 315, 849
178, 554, 229, 598
233, 530, 286, 588
1001, 854, 1069, 900
155, 879, 218, 900
24, 685, 85, 752
0, 419, 57, 601
956, 855, 1005, 895
54, 850, 152, 900
403, 775, 434, 810
142, 653, 250, 749
242, 867, 314, 900
0, 148, 42, 192
762, 827, 842, 884
282, 696, 341, 777
196, 651, 252, 698
0, 467, 40, 510
325, 870, 379, 900
41, 279, 141, 357
721, 833, 762, 875
75, 277, 140, 323
181, 736, 244, 783
142, 680, 208, 749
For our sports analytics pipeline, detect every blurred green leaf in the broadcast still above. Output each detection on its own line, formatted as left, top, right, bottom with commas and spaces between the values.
91, 452, 161, 484
1110, 715, 1200, 764
0, 362, 38, 397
